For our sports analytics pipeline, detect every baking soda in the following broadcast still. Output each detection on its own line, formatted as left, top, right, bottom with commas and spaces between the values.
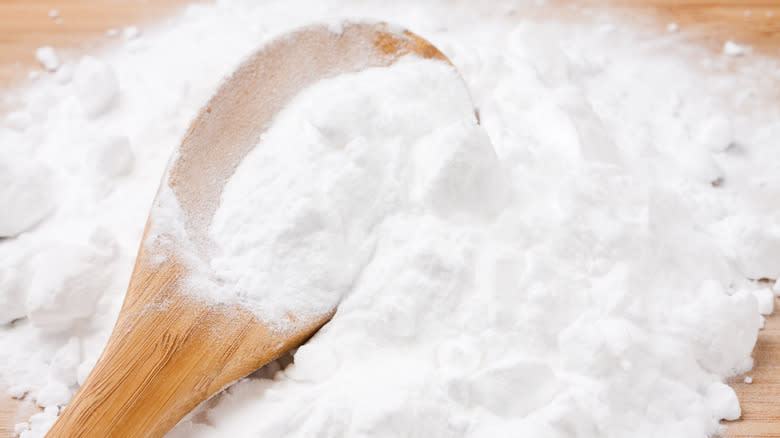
723, 40, 752, 56
2, 1, 780, 437
205, 58, 479, 328
34, 47, 59, 72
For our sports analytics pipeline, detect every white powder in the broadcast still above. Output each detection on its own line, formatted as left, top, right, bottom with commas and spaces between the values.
206, 59, 479, 327
753, 288, 775, 315
122, 26, 140, 40
0, 158, 55, 239
72, 56, 120, 118
14, 422, 29, 435
2, 2, 780, 438
34, 47, 59, 72
723, 40, 752, 56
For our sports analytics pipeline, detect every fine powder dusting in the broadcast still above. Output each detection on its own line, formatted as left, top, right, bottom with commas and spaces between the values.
2, 1, 780, 437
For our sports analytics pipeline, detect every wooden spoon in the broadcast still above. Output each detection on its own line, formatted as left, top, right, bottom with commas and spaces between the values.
44, 22, 453, 438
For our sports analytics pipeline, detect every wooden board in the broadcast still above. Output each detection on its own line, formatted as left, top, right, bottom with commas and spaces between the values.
0, 1, 778, 437
552, 0, 780, 54
0, 0, 195, 88
727, 295, 780, 437
1, 0, 779, 88
0, 385, 40, 438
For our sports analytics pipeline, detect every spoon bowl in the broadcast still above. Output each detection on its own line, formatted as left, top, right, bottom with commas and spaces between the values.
45, 21, 453, 438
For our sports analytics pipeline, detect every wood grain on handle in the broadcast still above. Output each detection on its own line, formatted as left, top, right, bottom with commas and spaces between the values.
44, 253, 326, 438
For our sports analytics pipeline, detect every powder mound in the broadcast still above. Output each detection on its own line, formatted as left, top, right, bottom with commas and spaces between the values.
1, 3, 779, 438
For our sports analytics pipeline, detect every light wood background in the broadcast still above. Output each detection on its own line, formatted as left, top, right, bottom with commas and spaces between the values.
0, 1, 779, 437
0, 0, 193, 86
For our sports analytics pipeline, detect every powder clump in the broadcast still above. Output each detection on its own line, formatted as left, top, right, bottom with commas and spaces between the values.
0, 157, 55, 239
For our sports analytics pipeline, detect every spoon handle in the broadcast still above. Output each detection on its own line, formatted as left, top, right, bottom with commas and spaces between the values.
45, 258, 323, 438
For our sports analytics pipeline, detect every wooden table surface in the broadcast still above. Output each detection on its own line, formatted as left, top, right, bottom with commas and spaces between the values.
1, 1, 779, 437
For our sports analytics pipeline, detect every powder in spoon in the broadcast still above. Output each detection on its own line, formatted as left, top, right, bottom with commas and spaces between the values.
205, 57, 483, 328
